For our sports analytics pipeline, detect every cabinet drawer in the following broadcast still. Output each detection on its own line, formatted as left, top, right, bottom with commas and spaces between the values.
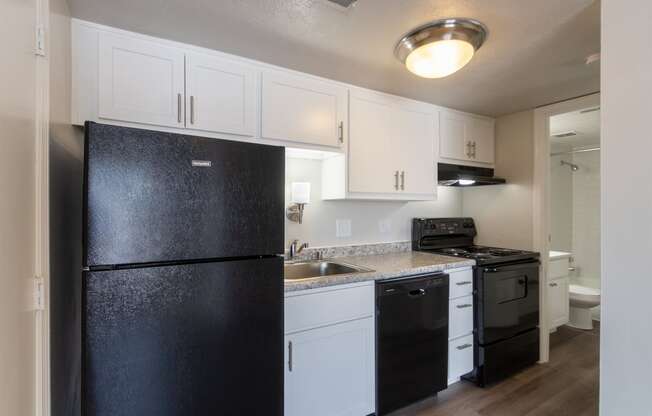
285, 284, 374, 334
549, 258, 569, 280
448, 334, 474, 384
449, 268, 473, 299
449, 295, 474, 340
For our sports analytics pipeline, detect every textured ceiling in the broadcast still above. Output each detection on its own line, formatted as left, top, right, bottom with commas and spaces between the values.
68, 0, 601, 117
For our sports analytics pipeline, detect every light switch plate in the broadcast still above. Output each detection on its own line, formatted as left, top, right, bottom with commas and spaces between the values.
379, 219, 391, 234
336, 219, 352, 238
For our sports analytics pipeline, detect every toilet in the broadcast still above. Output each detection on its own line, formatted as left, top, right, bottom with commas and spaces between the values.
568, 284, 601, 330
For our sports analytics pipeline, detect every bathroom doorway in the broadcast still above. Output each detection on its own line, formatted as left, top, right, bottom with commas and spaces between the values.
533, 93, 601, 362
549, 106, 601, 330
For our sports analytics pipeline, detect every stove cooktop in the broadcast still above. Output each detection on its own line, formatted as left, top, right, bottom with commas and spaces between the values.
426, 245, 539, 265
412, 218, 540, 266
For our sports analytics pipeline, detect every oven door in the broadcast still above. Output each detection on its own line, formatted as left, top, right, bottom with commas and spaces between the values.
476, 261, 540, 345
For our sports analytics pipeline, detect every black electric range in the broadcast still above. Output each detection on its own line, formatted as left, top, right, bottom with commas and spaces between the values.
412, 217, 541, 387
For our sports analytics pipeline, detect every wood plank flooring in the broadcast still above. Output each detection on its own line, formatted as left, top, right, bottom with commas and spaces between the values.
388, 324, 600, 416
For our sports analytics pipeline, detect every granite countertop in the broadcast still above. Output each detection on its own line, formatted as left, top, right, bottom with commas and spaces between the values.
284, 251, 475, 292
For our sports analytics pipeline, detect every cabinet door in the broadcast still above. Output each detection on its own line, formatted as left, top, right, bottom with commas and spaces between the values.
469, 118, 495, 163
393, 103, 436, 195
185, 52, 258, 136
285, 318, 375, 416
548, 277, 570, 329
449, 295, 474, 340
98, 32, 185, 128
261, 70, 347, 148
348, 90, 396, 194
448, 334, 474, 384
439, 111, 469, 161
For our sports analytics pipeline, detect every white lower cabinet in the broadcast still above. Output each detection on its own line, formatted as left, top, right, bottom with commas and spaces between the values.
284, 283, 375, 416
448, 334, 474, 385
548, 276, 570, 329
285, 318, 375, 416
447, 268, 474, 385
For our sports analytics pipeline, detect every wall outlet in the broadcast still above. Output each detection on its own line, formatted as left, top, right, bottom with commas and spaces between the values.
336, 219, 352, 238
379, 219, 392, 234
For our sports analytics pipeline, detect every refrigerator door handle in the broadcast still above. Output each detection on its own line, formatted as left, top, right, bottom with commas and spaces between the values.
288, 341, 293, 372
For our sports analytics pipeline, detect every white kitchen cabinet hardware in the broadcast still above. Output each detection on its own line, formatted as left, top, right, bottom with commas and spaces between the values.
261, 70, 347, 148
440, 110, 495, 166
185, 52, 258, 137
98, 32, 186, 128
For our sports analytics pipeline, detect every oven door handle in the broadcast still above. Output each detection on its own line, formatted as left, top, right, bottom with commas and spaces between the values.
484, 262, 540, 274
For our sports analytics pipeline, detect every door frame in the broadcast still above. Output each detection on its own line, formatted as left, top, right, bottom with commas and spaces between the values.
532, 92, 600, 362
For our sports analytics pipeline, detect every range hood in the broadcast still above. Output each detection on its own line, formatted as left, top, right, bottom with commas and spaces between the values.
438, 163, 506, 186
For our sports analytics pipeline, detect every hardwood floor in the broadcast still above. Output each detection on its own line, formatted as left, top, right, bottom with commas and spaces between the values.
388, 324, 600, 416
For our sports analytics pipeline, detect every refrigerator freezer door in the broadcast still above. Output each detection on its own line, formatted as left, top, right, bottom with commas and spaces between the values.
84, 122, 284, 267
83, 257, 283, 416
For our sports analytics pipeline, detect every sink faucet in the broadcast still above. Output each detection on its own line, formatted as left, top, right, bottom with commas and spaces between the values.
288, 239, 309, 260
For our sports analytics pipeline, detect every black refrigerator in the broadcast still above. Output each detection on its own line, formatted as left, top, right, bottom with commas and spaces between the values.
82, 122, 285, 415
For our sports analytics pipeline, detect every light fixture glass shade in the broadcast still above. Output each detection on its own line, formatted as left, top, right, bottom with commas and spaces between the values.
405, 39, 475, 78
395, 18, 487, 79
291, 182, 311, 204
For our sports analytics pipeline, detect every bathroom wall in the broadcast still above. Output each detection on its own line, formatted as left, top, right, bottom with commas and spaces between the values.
284, 157, 463, 248
572, 150, 601, 287
550, 149, 574, 252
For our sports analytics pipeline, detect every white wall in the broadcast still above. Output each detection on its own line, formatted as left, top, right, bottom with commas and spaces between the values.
284, 157, 463, 247
463, 110, 535, 250
550, 151, 574, 252
0, 0, 37, 414
601, 0, 652, 414
572, 150, 601, 285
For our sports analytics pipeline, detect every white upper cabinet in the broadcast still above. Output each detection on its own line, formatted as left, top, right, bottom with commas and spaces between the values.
393, 103, 436, 195
439, 112, 467, 161
439, 110, 495, 165
185, 52, 258, 137
98, 32, 186, 128
261, 70, 347, 148
468, 117, 495, 163
342, 89, 436, 199
348, 90, 395, 194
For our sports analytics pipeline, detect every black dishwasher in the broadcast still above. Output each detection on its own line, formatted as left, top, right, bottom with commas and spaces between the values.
376, 272, 449, 415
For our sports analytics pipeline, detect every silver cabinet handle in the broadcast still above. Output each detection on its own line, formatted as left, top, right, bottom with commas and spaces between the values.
466, 141, 472, 158
456, 281, 472, 286
456, 343, 472, 350
568, 267, 576, 272
190, 95, 195, 125
288, 341, 293, 372
471, 141, 477, 158
400, 171, 405, 190
177, 93, 182, 123
456, 303, 473, 309
394, 171, 399, 190
338, 121, 344, 143
549, 282, 558, 287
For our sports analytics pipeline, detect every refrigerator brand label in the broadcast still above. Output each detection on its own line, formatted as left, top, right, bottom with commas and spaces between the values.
191, 160, 212, 167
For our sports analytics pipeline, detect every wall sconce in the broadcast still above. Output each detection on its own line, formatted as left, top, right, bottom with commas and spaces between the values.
287, 182, 311, 224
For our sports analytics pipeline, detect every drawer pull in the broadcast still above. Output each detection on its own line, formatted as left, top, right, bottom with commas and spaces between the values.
456, 281, 472, 286
549, 282, 558, 287
456, 343, 472, 350
456, 303, 472, 309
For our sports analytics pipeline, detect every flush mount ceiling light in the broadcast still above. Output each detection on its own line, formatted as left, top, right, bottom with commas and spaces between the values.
395, 18, 488, 79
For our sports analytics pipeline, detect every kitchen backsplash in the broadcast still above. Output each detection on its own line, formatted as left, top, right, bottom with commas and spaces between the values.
285, 241, 412, 261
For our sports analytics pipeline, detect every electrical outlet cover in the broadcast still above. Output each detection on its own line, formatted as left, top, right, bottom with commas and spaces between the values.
336, 219, 352, 238
379, 219, 391, 234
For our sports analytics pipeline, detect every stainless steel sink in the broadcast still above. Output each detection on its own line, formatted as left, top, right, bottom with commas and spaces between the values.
284, 261, 372, 280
